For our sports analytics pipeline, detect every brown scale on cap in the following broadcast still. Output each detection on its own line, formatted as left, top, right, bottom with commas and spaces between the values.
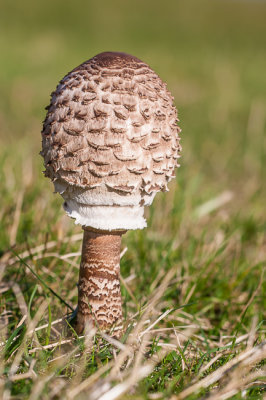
41, 51, 181, 195
41, 52, 181, 335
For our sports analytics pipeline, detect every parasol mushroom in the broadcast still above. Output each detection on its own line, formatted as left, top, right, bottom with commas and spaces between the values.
41, 51, 181, 335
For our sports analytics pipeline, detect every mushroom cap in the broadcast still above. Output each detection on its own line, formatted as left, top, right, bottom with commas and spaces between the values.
41, 52, 181, 230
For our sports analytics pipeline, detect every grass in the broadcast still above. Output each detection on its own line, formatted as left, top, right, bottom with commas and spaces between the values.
0, 0, 265, 398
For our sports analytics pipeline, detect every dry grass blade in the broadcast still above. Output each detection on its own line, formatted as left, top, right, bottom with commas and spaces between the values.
194, 190, 233, 218
67, 361, 114, 399
101, 332, 127, 352
8, 360, 37, 382
173, 341, 266, 399
237, 268, 264, 322
206, 369, 266, 400
120, 274, 137, 304
68, 323, 97, 389
31, 252, 80, 269
9, 190, 24, 246
96, 364, 154, 400
92, 330, 193, 400
8, 300, 49, 377
14, 253, 74, 311
3, 281, 28, 318
6, 233, 83, 266
0, 317, 64, 348
139, 308, 174, 338
29, 344, 81, 400
28, 373, 55, 400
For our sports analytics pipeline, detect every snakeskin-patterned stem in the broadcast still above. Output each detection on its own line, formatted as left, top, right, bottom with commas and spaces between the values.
74, 228, 124, 334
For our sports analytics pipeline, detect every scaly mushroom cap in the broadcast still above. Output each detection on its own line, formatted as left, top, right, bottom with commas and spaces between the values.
41, 52, 181, 230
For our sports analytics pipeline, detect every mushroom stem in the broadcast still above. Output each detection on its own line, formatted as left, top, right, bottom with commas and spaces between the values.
74, 228, 124, 335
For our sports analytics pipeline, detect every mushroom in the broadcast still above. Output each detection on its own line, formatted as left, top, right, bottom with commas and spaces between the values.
41, 52, 181, 335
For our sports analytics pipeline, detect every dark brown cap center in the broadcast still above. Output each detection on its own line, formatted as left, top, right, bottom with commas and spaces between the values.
92, 52, 145, 68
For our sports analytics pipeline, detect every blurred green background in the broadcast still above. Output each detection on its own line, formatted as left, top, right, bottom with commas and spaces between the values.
0, 0, 265, 247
